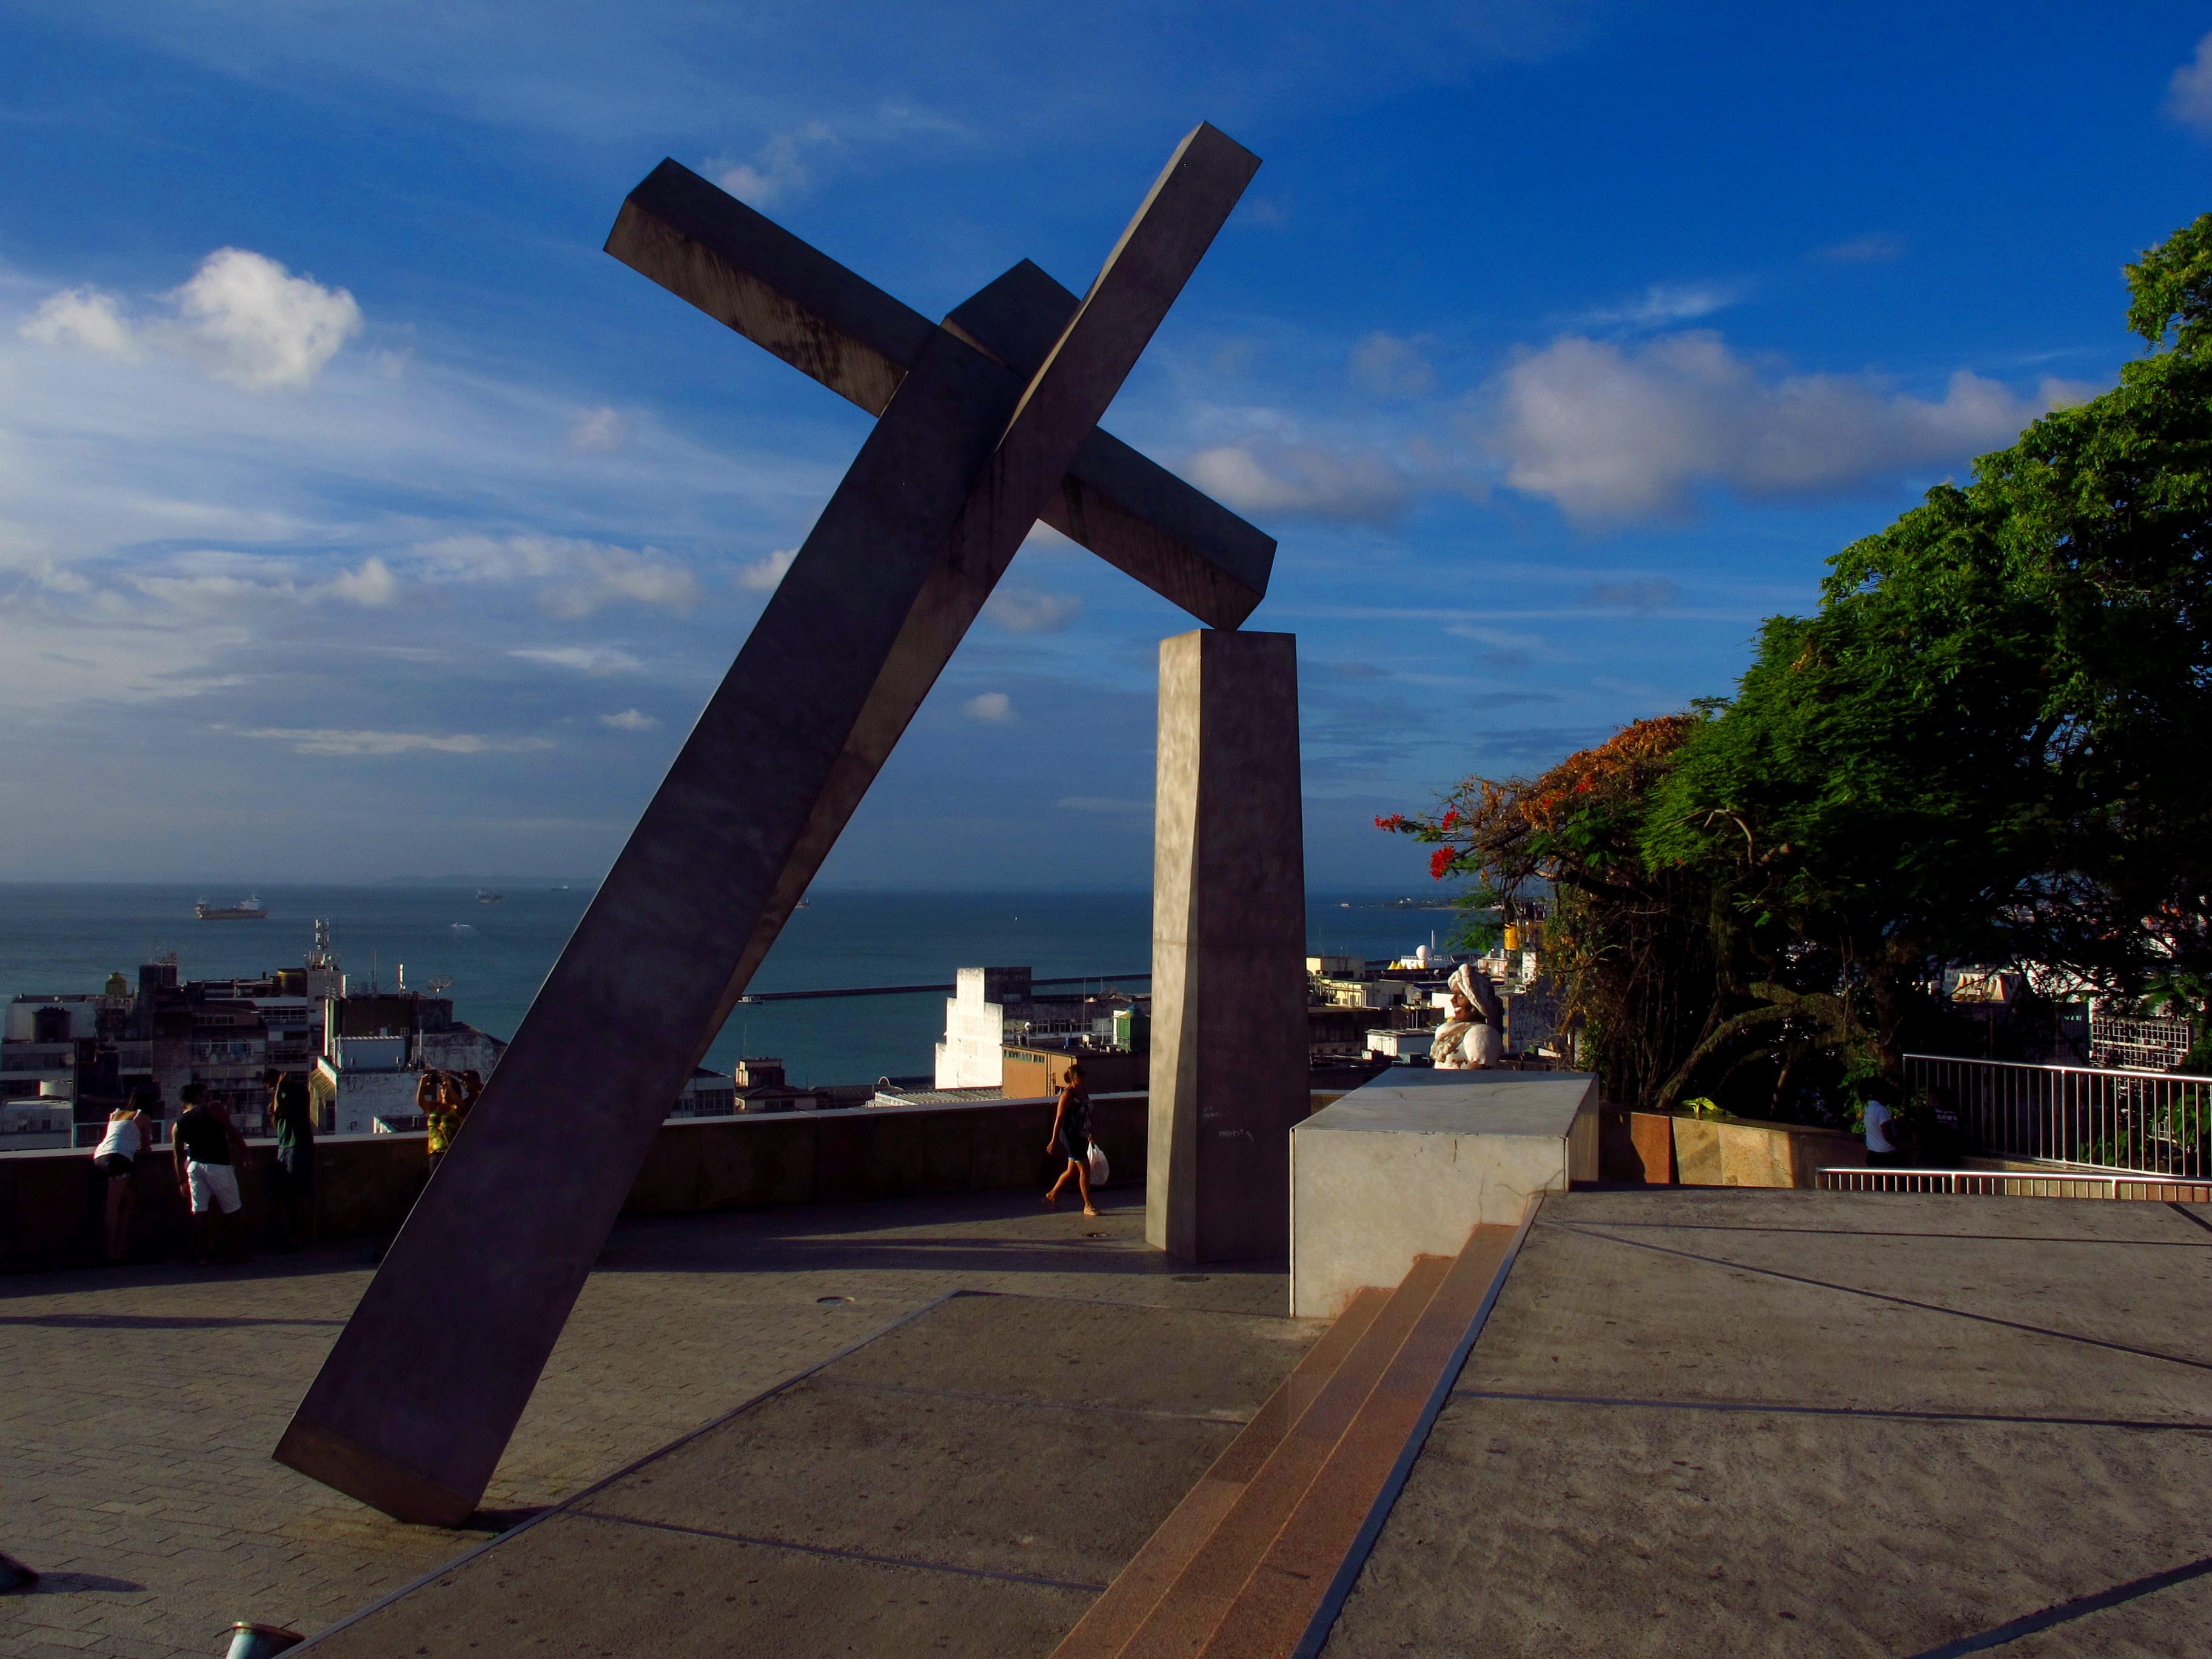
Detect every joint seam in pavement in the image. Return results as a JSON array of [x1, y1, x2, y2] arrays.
[[1540, 1219, 2212, 1376], [567, 1508, 1110, 1595], [1553, 1220, 2212, 1250], [1901, 1552, 2212, 1657], [815, 1374, 1255, 1425], [283, 1289, 970, 1654], [1451, 1388, 2212, 1435]]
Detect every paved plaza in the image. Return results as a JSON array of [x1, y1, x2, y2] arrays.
[[0, 1189, 1282, 1659], [6, 1186, 2211, 1657], [1332, 1190, 2212, 1658]]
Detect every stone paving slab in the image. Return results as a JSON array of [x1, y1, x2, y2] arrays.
[[300, 1289, 1313, 1655], [1, 1190, 1290, 1659], [1324, 1190, 2212, 1659], [1458, 1192, 2212, 1420], [306, 1510, 1096, 1659]]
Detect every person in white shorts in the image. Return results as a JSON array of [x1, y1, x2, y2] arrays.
[[170, 1082, 249, 1264]]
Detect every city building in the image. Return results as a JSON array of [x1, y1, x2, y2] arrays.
[[5, 922, 514, 1144], [729, 1057, 820, 1113], [933, 966, 1145, 1089], [672, 1067, 740, 1118]]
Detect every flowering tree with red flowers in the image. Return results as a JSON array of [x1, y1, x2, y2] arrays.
[[1379, 717, 1717, 1104]]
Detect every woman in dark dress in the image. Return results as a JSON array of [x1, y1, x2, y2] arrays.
[[1042, 1062, 1098, 1216]]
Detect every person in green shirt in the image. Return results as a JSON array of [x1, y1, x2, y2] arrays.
[[268, 1072, 315, 1251]]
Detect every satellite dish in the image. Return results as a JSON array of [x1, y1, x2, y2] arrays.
[[424, 976, 454, 994]]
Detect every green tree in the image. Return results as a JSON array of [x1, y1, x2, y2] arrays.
[[1644, 212, 2212, 1101], [1390, 213, 2212, 1118]]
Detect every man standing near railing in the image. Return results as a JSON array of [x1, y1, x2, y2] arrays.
[[1863, 1097, 1902, 1168]]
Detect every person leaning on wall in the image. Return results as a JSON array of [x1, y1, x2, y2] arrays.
[[423, 1069, 478, 1175], [172, 1082, 251, 1266], [91, 1087, 158, 1261], [267, 1071, 316, 1252]]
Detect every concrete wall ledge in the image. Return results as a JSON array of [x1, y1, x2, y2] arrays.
[[1290, 1068, 1598, 1318], [2, 1090, 1147, 1272]]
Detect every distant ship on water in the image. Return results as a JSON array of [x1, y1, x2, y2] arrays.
[[193, 896, 268, 920], [477, 889, 504, 905]]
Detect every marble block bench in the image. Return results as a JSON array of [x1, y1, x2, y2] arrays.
[[1289, 1068, 1598, 1316]]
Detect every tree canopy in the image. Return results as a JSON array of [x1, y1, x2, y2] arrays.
[[1387, 213, 2212, 1114]]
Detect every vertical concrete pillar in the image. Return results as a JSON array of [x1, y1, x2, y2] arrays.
[[1148, 629, 1306, 1262]]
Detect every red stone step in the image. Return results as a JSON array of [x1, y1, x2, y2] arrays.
[[1110, 1255, 1455, 1659], [1193, 1224, 1521, 1658], [1048, 1287, 1389, 1659]]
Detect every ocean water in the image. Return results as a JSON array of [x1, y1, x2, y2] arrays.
[[0, 884, 1458, 1087]]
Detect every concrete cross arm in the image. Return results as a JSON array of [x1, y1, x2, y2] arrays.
[[606, 157, 1275, 629]]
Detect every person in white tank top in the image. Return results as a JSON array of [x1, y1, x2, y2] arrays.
[[93, 1091, 155, 1261]]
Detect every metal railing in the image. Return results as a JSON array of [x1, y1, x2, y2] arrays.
[[1905, 1053, 2212, 1178], [1818, 1166, 2212, 1202]]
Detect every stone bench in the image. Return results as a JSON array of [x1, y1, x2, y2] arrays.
[[1289, 1068, 1598, 1317]]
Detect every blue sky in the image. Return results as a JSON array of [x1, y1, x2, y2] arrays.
[[2, 1, 2207, 889]]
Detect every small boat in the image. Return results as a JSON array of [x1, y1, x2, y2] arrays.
[[195, 896, 268, 920], [477, 889, 504, 905]]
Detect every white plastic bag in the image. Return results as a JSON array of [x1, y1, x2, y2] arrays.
[[1085, 1141, 1110, 1186]]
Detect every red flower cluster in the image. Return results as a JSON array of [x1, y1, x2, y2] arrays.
[[1439, 808, 1459, 831], [1373, 813, 1410, 831], [1429, 847, 1454, 880]]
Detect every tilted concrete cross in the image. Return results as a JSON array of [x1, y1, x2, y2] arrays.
[[275, 124, 1274, 1526]]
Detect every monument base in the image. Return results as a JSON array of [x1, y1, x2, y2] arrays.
[[274, 1416, 477, 1529]]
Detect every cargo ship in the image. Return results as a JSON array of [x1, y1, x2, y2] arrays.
[[194, 896, 268, 920]]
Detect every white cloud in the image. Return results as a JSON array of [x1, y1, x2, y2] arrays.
[[19, 249, 361, 390], [1492, 330, 2099, 524], [171, 248, 363, 389], [416, 534, 703, 617], [2170, 32, 2212, 133], [21, 287, 135, 357], [236, 727, 554, 756], [711, 101, 970, 206], [1577, 282, 1743, 332], [600, 708, 661, 731], [1348, 332, 1435, 398], [509, 645, 643, 675], [569, 406, 628, 452], [327, 555, 399, 606], [984, 589, 1081, 633], [1187, 440, 1412, 523], [123, 549, 397, 610], [735, 547, 797, 592], [963, 691, 1014, 723], [1815, 233, 1906, 264]]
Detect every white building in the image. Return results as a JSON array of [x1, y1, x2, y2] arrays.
[[312, 1036, 421, 1135], [934, 967, 1034, 1089], [1, 1086, 76, 1150]]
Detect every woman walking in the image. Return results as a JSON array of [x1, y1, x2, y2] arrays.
[[1042, 1062, 1098, 1217], [92, 1088, 156, 1260]]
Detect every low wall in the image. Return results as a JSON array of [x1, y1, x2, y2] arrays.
[[1598, 1105, 1866, 1188], [1, 1091, 1148, 1272]]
